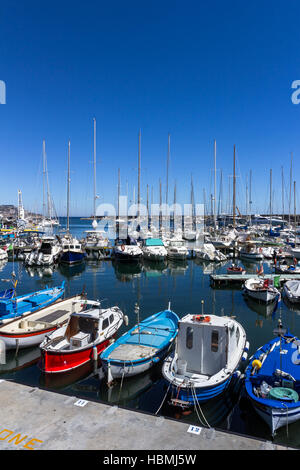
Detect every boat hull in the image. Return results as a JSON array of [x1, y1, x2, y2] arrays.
[[40, 337, 114, 373], [60, 251, 85, 265]]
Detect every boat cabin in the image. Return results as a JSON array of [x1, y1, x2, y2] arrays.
[[143, 238, 164, 247], [176, 315, 240, 377], [62, 308, 118, 349]]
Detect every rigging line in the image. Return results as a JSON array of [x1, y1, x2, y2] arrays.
[[191, 384, 211, 428]]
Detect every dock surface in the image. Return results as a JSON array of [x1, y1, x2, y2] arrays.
[[0, 379, 291, 451]]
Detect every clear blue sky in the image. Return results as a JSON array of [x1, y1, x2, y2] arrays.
[[1, 0, 300, 216]]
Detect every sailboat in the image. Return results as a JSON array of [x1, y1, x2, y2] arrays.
[[59, 141, 86, 265]]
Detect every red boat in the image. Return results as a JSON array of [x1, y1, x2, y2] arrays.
[[39, 302, 125, 373], [227, 264, 246, 275]]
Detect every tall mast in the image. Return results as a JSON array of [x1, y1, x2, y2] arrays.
[[270, 169, 272, 231], [249, 170, 252, 226], [138, 129, 141, 218], [42, 140, 47, 218], [166, 133, 170, 204], [294, 180, 297, 247], [281, 166, 285, 220], [214, 139, 217, 230], [289, 152, 293, 227], [67, 140, 70, 233], [233, 145, 236, 228], [93, 118, 97, 221]]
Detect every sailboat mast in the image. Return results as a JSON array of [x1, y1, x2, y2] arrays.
[[233, 145, 236, 228], [67, 140, 70, 233], [249, 170, 252, 226], [289, 152, 293, 227], [281, 166, 285, 220], [93, 117, 97, 220], [42, 140, 46, 218], [166, 133, 170, 204], [270, 169, 272, 231], [214, 139, 217, 231], [294, 180, 297, 246], [138, 129, 141, 218]]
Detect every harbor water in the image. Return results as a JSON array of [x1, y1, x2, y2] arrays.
[[1, 217, 300, 449]]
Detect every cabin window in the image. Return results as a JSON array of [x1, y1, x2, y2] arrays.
[[109, 314, 114, 324], [70, 245, 74, 249], [102, 318, 109, 330], [211, 330, 219, 352], [186, 327, 193, 349]]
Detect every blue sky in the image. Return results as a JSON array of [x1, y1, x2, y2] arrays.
[[1, 0, 300, 216]]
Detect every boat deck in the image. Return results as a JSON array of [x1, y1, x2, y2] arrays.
[[39, 309, 70, 323], [108, 343, 158, 361]]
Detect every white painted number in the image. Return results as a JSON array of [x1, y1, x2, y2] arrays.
[[187, 425, 202, 435], [74, 399, 89, 407]]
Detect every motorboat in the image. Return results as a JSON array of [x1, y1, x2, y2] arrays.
[[59, 235, 86, 265], [101, 308, 179, 382], [113, 236, 143, 262], [39, 302, 126, 373], [142, 238, 168, 261], [245, 320, 300, 436], [36, 236, 61, 266], [194, 243, 227, 262], [162, 313, 249, 407], [167, 240, 189, 260], [243, 278, 280, 303], [283, 280, 300, 304]]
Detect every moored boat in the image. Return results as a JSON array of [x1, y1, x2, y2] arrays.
[[39, 302, 126, 373], [162, 313, 249, 407], [243, 278, 280, 303], [0, 282, 65, 324], [283, 280, 300, 304], [0, 294, 86, 350], [227, 264, 246, 275], [245, 320, 300, 436], [101, 309, 179, 382]]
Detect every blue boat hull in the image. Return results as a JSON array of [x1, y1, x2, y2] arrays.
[[0, 283, 65, 322], [168, 375, 233, 405], [60, 251, 86, 265]]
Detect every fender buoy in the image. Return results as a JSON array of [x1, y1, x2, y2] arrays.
[[252, 359, 262, 370], [121, 245, 125, 252]]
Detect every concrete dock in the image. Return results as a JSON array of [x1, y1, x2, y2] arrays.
[[210, 273, 300, 288], [0, 379, 291, 451]]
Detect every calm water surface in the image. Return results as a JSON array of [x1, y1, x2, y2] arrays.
[[1, 218, 300, 449]]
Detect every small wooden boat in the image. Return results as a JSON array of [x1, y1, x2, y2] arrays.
[[39, 303, 125, 373], [245, 320, 300, 436], [227, 264, 246, 275], [0, 282, 65, 324], [243, 278, 280, 303], [100, 309, 179, 382], [162, 313, 249, 407], [0, 294, 86, 350]]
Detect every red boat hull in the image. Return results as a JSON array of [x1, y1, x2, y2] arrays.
[[40, 337, 114, 374]]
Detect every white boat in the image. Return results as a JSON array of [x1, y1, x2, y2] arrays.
[[239, 247, 264, 261], [113, 236, 143, 262], [283, 280, 300, 303], [0, 248, 8, 261], [142, 238, 168, 261], [194, 243, 227, 262], [0, 295, 86, 350], [243, 278, 280, 303], [167, 240, 189, 260], [36, 236, 61, 266], [162, 313, 249, 407]]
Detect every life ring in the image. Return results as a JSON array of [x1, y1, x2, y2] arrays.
[[121, 244, 125, 252], [193, 315, 211, 323]]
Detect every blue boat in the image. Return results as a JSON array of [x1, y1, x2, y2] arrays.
[[0, 282, 65, 323], [245, 319, 300, 436], [101, 309, 179, 382], [162, 313, 249, 407], [60, 238, 86, 265]]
